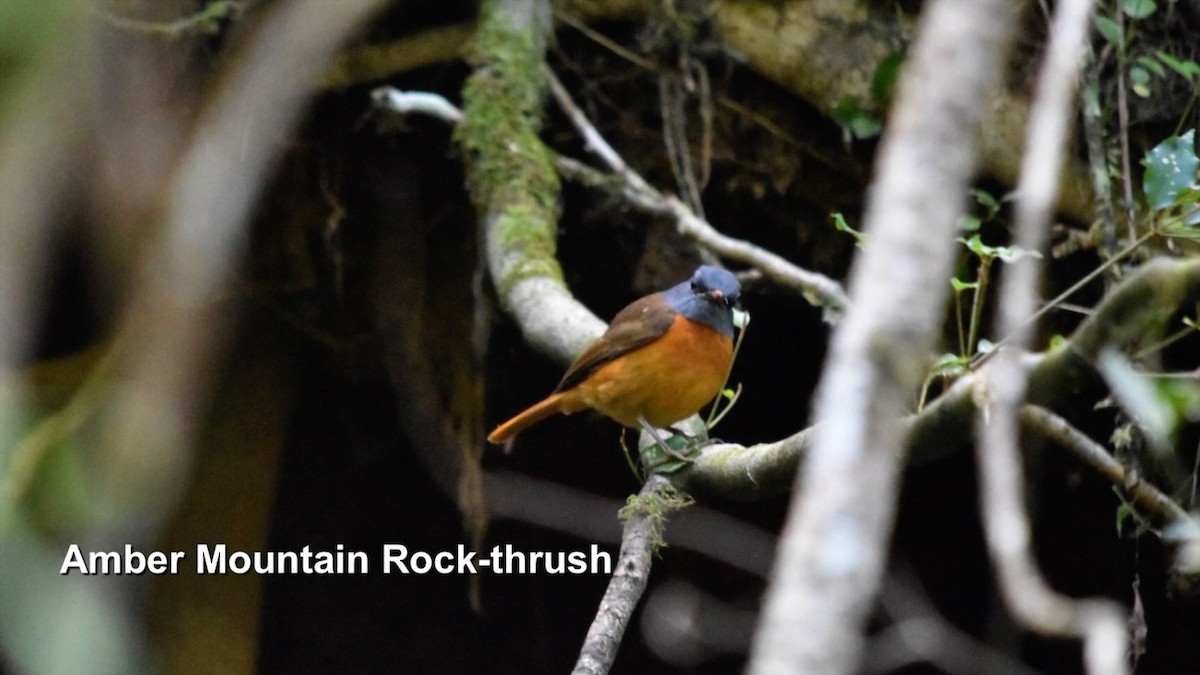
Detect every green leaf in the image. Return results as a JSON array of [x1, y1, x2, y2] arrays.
[[950, 277, 978, 292], [1143, 130, 1199, 210], [959, 234, 1042, 263], [1158, 378, 1200, 422], [1094, 15, 1122, 45], [1172, 186, 1200, 226], [1156, 51, 1200, 82], [960, 214, 982, 232], [971, 188, 1001, 216], [642, 435, 702, 474], [993, 244, 1044, 263], [932, 352, 968, 377], [832, 212, 868, 247], [1116, 502, 1132, 535], [960, 234, 990, 257], [1162, 219, 1200, 237], [831, 97, 882, 140], [871, 52, 905, 105], [1136, 55, 1166, 78], [1123, 0, 1157, 20], [1130, 65, 1152, 97]]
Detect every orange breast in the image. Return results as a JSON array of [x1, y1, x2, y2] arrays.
[[567, 315, 733, 429]]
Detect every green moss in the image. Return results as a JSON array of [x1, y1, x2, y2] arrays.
[[618, 484, 693, 551], [458, 0, 563, 295]]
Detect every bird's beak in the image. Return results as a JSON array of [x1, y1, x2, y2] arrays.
[[706, 289, 738, 308]]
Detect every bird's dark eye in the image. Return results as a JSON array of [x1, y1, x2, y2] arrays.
[[690, 280, 701, 293]]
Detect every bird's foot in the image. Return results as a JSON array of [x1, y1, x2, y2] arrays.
[[637, 417, 704, 473]]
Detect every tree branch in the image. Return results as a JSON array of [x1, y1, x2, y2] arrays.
[[747, 1, 1018, 673], [571, 474, 680, 675], [557, 0, 1096, 223], [461, 0, 608, 367], [674, 258, 1200, 498], [974, 0, 1129, 672], [544, 69, 849, 317], [1021, 405, 1193, 529]]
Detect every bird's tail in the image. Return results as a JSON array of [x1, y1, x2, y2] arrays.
[[487, 391, 567, 445]]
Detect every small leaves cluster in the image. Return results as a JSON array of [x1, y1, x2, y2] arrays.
[[1095, 0, 1200, 101], [919, 190, 1043, 409]]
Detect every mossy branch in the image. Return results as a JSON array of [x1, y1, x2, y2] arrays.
[[462, 0, 610, 366], [677, 258, 1200, 498], [572, 474, 677, 675], [462, 0, 561, 295]]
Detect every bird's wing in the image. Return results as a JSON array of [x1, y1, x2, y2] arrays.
[[553, 293, 677, 393]]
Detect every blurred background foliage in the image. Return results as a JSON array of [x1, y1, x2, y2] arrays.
[[1, 1, 1199, 674]]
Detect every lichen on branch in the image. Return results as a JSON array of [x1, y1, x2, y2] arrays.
[[459, 0, 563, 300]]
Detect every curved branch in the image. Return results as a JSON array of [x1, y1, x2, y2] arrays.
[[677, 258, 1200, 498], [461, 0, 608, 366], [545, 70, 848, 317]]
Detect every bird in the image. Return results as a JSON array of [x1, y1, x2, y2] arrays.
[[487, 265, 742, 447]]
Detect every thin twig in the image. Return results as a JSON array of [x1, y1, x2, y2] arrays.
[[371, 88, 464, 123], [973, 228, 1155, 367], [375, 78, 850, 317], [1115, 7, 1138, 242], [94, 0, 240, 38], [1080, 44, 1121, 284], [543, 69, 850, 317], [1021, 405, 1192, 529], [975, 0, 1129, 673], [0, 346, 116, 528], [553, 11, 664, 73]]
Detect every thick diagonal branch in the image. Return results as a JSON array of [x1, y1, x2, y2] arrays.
[[746, 2, 1018, 673]]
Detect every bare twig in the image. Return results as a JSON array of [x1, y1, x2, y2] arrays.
[[975, 0, 1129, 673], [1080, 45, 1121, 283], [371, 88, 464, 123], [1114, 8, 1138, 242], [373, 80, 850, 317], [1021, 405, 1192, 529], [94, 0, 240, 39], [543, 69, 850, 317], [865, 569, 1046, 675]]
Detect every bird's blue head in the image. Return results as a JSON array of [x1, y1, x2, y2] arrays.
[[663, 265, 741, 337]]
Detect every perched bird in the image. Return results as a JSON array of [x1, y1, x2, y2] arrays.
[[487, 265, 742, 446]]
